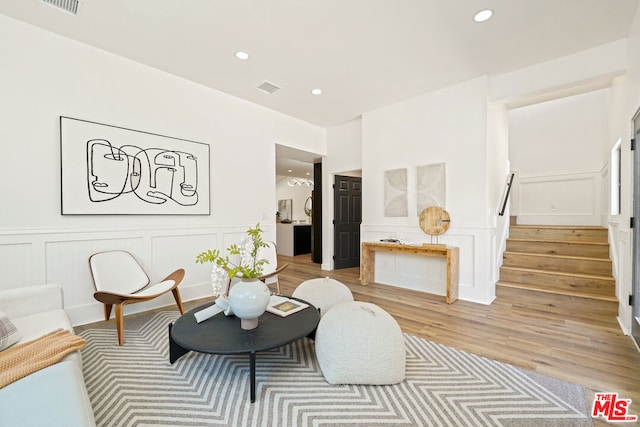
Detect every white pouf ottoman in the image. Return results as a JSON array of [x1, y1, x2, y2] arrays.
[[315, 301, 406, 385], [292, 277, 354, 317]]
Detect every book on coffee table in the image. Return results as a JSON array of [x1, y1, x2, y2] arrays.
[[267, 295, 309, 317]]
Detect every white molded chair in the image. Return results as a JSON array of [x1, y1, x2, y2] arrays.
[[256, 241, 288, 294], [89, 250, 185, 345]]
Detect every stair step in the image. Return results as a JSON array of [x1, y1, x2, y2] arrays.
[[509, 225, 608, 243], [506, 239, 610, 258], [500, 223, 615, 301], [496, 281, 618, 302], [502, 252, 612, 276], [499, 266, 615, 297]]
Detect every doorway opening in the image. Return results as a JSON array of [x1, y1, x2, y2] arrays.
[[275, 144, 322, 263]]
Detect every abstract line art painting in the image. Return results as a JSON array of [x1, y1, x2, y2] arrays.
[[61, 117, 210, 215]]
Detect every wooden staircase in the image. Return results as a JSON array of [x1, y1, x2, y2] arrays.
[[497, 224, 617, 302]]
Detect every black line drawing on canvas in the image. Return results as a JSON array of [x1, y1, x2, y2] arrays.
[[87, 139, 199, 206], [61, 116, 210, 215]]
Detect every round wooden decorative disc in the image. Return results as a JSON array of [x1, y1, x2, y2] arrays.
[[419, 206, 451, 236]]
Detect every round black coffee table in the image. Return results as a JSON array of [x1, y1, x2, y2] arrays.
[[168, 298, 319, 403]]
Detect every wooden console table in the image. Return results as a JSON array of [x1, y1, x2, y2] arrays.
[[360, 242, 459, 304]]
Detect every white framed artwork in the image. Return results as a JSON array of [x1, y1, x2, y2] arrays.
[[416, 163, 446, 215], [384, 168, 408, 217], [60, 116, 210, 215]]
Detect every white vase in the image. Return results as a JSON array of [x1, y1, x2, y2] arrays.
[[228, 278, 271, 330]]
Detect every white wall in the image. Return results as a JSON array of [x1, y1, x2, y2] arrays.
[[608, 3, 640, 334], [3, 7, 639, 327], [0, 15, 325, 325], [508, 89, 609, 225], [510, 90, 609, 175], [361, 77, 498, 304], [323, 118, 363, 270], [355, 37, 634, 306], [487, 103, 511, 268], [486, 4, 639, 333]]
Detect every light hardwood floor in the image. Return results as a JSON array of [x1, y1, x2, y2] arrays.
[[273, 254, 640, 425], [78, 253, 640, 424]]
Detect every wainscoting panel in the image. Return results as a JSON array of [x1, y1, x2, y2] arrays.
[[0, 242, 34, 291], [611, 223, 631, 334], [375, 253, 446, 296], [361, 225, 494, 304], [45, 237, 144, 309], [151, 233, 217, 286], [515, 171, 601, 225], [0, 224, 275, 326]]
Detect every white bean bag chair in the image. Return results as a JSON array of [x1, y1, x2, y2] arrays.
[[292, 277, 354, 317], [315, 301, 406, 385]]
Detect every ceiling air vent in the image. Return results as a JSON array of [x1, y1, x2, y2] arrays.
[[257, 81, 280, 94], [40, 0, 83, 16]]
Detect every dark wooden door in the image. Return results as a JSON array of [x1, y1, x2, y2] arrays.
[[632, 107, 640, 348], [333, 175, 362, 269]]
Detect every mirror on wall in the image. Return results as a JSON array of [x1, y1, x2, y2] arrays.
[[304, 196, 312, 223]]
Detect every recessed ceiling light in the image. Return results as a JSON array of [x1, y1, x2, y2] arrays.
[[287, 169, 293, 173], [234, 51, 250, 60], [311, 88, 322, 95], [473, 9, 493, 23]]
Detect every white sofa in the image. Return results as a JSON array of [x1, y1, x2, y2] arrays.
[[0, 285, 96, 427]]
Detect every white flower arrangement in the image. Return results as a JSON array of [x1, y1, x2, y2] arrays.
[[209, 263, 228, 296]]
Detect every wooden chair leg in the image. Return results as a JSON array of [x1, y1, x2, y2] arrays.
[[115, 304, 125, 346], [172, 288, 184, 315], [276, 276, 281, 295], [104, 304, 113, 321]]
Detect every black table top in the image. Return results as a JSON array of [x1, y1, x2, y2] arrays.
[[170, 298, 319, 355]]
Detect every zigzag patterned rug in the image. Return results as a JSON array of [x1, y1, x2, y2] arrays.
[[79, 311, 592, 427]]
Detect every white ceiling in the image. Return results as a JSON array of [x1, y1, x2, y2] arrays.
[[1, 0, 638, 175], [275, 144, 320, 178]]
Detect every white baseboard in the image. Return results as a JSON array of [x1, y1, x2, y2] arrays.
[[459, 284, 495, 305], [617, 316, 631, 335]]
